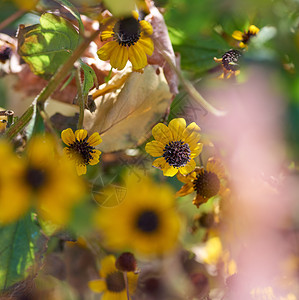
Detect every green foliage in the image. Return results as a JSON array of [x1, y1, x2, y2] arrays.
[[0, 213, 45, 290], [18, 13, 79, 79], [80, 61, 97, 97]]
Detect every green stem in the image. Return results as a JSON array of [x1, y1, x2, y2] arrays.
[[123, 272, 130, 300], [75, 67, 84, 129], [154, 39, 226, 117], [5, 105, 34, 139]]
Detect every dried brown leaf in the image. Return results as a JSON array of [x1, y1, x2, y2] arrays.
[[84, 65, 172, 152]]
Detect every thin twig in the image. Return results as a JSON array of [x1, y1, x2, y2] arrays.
[[154, 38, 227, 117], [75, 67, 84, 129], [0, 10, 25, 31]]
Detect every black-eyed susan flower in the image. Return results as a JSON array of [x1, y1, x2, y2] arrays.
[[232, 25, 260, 48], [176, 158, 226, 208], [61, 128, 102, 176], [145, 118, 202, 177], [95, 173, 181, 256], [88, 255, 138, 299], [22, 135, 85, 225], [97, 12, 154, 71], [214, 49, 242, 79], [0, 140, 30, 224]]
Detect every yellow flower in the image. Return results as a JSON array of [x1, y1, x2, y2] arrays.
[[97, 12, 154, 71], [214, 49, 242, 79], [232, 24, 260, 48], [95, 173, 181, 256], [88, 255, 138, 299], [22, 135, 86, 225], [0, 140, 30, 224], [12, 0, 38, 10], [145, 118, 202, 177], [176, 158, 226, 208], [61, 128, 102, 176]]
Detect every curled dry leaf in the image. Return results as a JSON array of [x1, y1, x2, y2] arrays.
[[145, 0, 179, 95], [84, 65, 172, 152]]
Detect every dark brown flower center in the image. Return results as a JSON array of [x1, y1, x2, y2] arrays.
[[67, 137, 95, 165], [113, 17, 141, 47], [25, 166, 47, 190], [136, 210, 159, 233], [193, 170, 220, 198], [163, 140, 191, 168], [242, 30, 257, 45], [221, 49, 242, 71], [106, 271, 126, 292]]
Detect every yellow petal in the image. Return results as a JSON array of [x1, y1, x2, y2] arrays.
[[206, 158, 225, 179], [232, 30, 243, 41], [152, 123, 173, 145], [176, 170, 196, 183], [88, 279, 106, 293], [127, 272, 139, 293], [61, 128, 75, 146], [182, 122, 201, 147], [89, 150, 101, 165], [248, 25, 259, 35], [110, 44, 129, 70], [152, 157, 166, 170], [145, 140, 164, 157], [176, 182, 194, 197], [168, 118, 186, 141], [137, 37, 154, 56], [100, 255, 117, 277], [101, 30, 114, 41], [190, 143, 203, 158], [179, 159, 196, 175], [76, 164, 87, 176], [97, 41, 118, 62], [87, 132, 102, 147], [140, 20, 153, 36], [163, 164, 178, 177], [128, 43, 147, 70], [75, 129, 88, 141]]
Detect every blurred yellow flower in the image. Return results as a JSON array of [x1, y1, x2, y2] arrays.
[[0, 140, 30, 224], [177, 158, 226, 208], [145, 118, 202, 177], [232, 24, 260, 48], [97, 12, 154, 71], [61, 128, 102, 176], [95, 173, 181, 256], [88, 255, 138, 298], [12, 0, 38, 10], [22, 135, 86, 225]]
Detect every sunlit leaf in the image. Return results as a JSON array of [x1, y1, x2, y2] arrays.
[[18, 13, 79, 79]]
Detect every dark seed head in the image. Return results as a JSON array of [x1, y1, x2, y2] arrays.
[[113, 17, 141, 47], [163, 140, 191, 168], [106, 271, 126, 292], [136, 210, 159, 233], [67, 137, 94, 165], [26, 166, 47, 190], [0, 46, 12, 63], [193, 170, 220, 199], [221, 50, 242, 71], [116, 252, 137, 272]]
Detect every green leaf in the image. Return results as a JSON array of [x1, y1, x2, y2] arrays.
[[53, 0, 84, 34], [0, 212, 46, 290], [80, 61, 97, 96], [18, 13, 80, 79]]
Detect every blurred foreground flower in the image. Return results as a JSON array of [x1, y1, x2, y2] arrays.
[[88, 255, 138, 298], [97, 12, 154, 71], [232, 25, 260, 48], [214, 49, 242, 79], [23, 135, 86, 224], [61, 128, 102, 175], [145, 118, 202, 177], [95, 173, 181, 256], [176, 158, 226, 208], [0, 140, 29, 224]]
